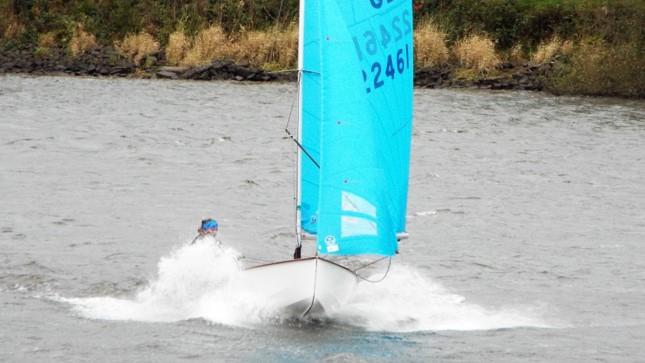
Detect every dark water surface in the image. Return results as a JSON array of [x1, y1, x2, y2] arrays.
[[1, 75, 644, 362]]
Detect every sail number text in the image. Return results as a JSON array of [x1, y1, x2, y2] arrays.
[[353, 6, 412, 93], [369, 0, 397, 9], [362, 44, 410, 93], [352, 10, 411, 61]]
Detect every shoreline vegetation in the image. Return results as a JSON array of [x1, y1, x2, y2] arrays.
[[1, 1, 643, 98]]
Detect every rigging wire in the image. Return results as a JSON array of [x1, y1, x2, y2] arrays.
[[276, 0, 302, 253], [284, 71, 320, 169], [284, 72, 301, 131], [353, 256, 389, 272], [355, 257, 393, 283]]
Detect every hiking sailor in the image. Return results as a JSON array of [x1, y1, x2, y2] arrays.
[[191, 218, 221, 245]]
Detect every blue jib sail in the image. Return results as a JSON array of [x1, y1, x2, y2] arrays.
[[301, 0, 414, 256], [299, 0, 322, 235]]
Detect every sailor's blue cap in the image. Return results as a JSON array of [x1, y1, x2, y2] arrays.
[[201, 219, 218, 230]]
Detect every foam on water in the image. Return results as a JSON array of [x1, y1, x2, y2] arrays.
[[61, 239, 549, 331], [331, 265, 550, 332]]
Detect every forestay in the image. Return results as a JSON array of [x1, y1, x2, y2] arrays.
[[299, 0, 414, 256]]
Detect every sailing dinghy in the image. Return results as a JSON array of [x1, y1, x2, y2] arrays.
[[242, 0, 414, 317]]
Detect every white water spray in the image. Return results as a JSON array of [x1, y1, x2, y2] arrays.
[[331, 265, 549, 332], [61, 239, 549, 331], [62, 237, 257, 325]]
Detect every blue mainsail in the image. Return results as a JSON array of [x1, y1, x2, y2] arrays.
[[299, 0, 414, 256]]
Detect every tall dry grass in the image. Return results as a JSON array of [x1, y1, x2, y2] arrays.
[[38, 32, 57, 48], [453, 34, 500, 73], [115, 31, 160, 65], [69, 24, 97, 57], [34, 32, 58, 57], [165, 30, 190, 65], [506, 44, 526, 64], [175, 24, 297, 69], [414, 20, 449, 68], [1, 3, 19, 40], [236, 24, 298, 69], [2, 16, 24, 40], [548, 37, 644, 97], [180, 25, 235, 67], [531, 36, 573, 64]]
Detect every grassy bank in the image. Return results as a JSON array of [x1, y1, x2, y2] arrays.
[[415, 0, 644, 97], [1, 0, 643, 97]]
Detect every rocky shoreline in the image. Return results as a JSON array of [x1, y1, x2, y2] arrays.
[[415, 61, 553, 91], [0, 46, 553, 91]]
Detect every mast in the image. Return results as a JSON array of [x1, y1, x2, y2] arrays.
[[295, 0, 305, 251]]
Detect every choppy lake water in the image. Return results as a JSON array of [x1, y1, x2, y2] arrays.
[[1, 74, 644, 362]]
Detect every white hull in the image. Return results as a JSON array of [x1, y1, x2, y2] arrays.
[[241, 257, 358, 317]]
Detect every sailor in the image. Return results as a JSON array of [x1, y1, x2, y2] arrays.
[[191, 218, 221, 245], [198, 218, 219, 237]]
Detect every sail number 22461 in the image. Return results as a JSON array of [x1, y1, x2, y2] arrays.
[[361, 45, 410, 94], [352, 8, 412, 93]]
